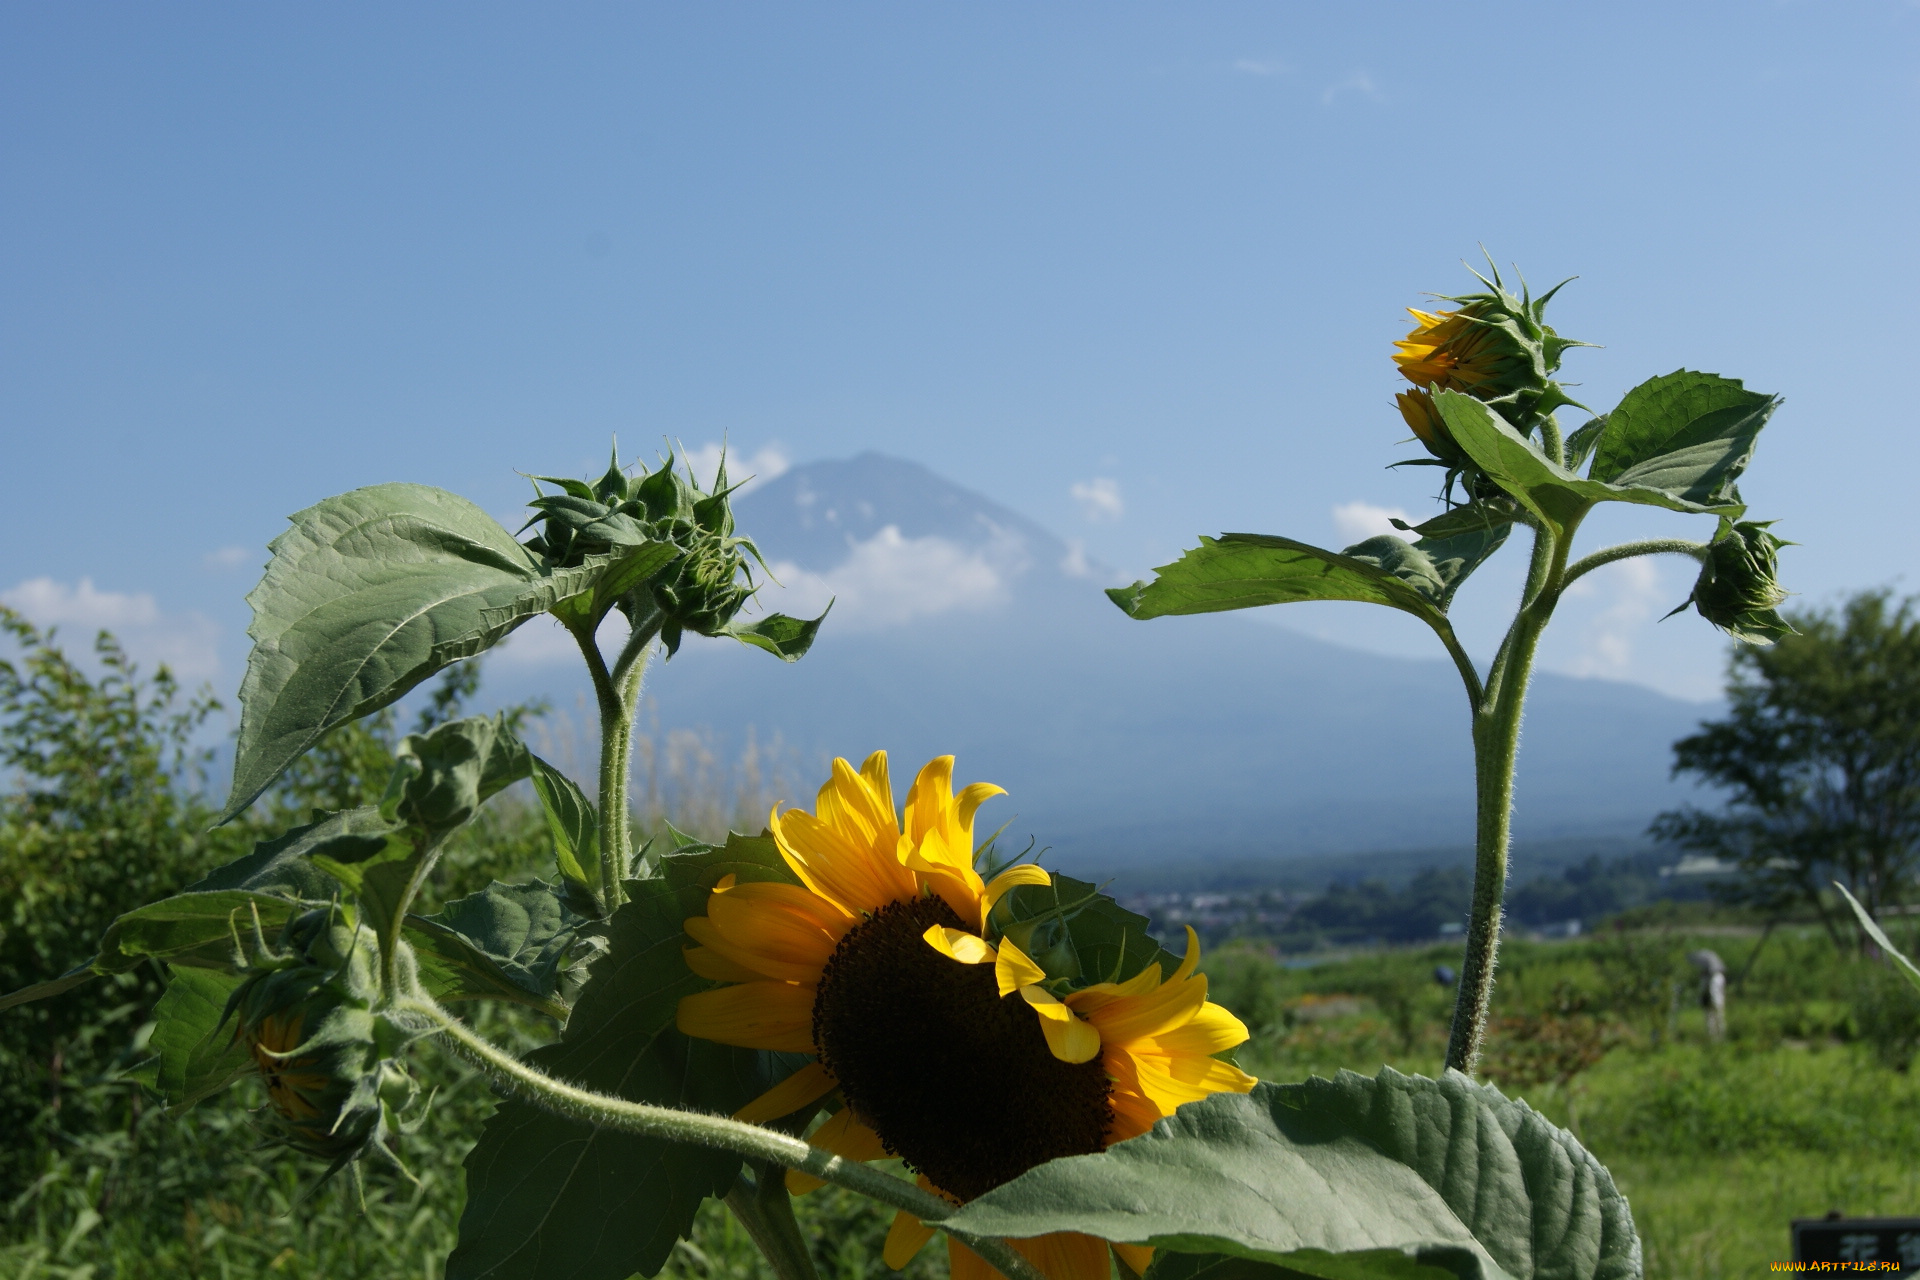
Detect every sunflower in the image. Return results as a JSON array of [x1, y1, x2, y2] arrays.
[[1393, 386, 1464, 466], [246, 1010, 333, 1131], [675, 751, 1257, 1280], [1392, 303, 1533, 399]]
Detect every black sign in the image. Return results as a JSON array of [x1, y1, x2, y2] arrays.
[[1794, 1217, 1920, 1271]]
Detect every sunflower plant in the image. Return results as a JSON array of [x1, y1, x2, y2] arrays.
[[4, 363, 1667, 1280]]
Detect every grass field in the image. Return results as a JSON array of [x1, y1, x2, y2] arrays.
[[3, 922, 1914, 1279]]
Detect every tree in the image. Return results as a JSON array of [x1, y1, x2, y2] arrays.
[[1652, 590, 1920, 944]]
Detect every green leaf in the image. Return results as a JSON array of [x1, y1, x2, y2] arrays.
[[529, 754, 603, 911], [224, 483, 606, 822], [1412, 525, 1512, 611], [942, 1068, 1640, 1280], [1149, 1248, 1467, 1280], [406, 879, 585, 1016], [1589, 371, 1777, 503], [1836, 883, 1920, 996], [723, 607, 831, 661], [1400, 502, 1515, 542], [0, 889, 320, 1013], [1107, 536, 1447, 628], [450, 856, 808, 1280], [185, 807, 398, 900], [385, 714, 531, 832], [1562, 417, 1607, 474], [151, 966, 252, 1111], [996, 873, 1182, 987], [1435, 392, 1740, 536]]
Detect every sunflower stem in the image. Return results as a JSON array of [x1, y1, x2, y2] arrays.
[[1445, 510, 1581, 1074], [407, 999, 1049, 1280], [724, 1163, 821, 1280], [1562, 538, 1708, 589]]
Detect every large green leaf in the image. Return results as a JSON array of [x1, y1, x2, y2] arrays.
[[185, 806, 398, 900], [405, 879, 585, 1018], [1589, 371, 1777, 503], [151, 966, 252, 1111], [1107, 536, 1447, 627], [1434, 393, 1740, 536], [224, 484, 605, 822], [449, 848, 809, 1280], [942, 1068, 1640, 1280]]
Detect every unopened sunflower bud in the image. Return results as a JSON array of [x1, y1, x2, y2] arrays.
[[1394, 387, 1466, 467], [1392, 266, 1587, 437], [1674, 521, 1794, 645], [229, 908, 418, 1169]]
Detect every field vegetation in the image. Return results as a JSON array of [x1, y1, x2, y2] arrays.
[[3, 611, 1917, 1279]]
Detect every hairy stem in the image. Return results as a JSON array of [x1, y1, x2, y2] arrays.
[[409, 1002, 1047, 1280], [379, 832, 447, 997], [574, 611, 662, 912], [1562, 538, 1708, 590], [1446, 511, 1581, 1073], [725, 1163, 822, 1280]]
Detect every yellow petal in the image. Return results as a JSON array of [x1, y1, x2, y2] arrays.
[[883, 1211, 937, 1270], [676, 981, 816, 1053], [685, 914, 825, 987], [1124, 1046, 1257, 1114], [785, 1106, 888, 1194], [859, 750, 897, 831], [1020, 1232, 1113, 1280], [1142, 1001, 1250, 1058], [1020, 985, 1102, 1064], [902, 756, 956, 848], [923, 925, 996, 965], [946, 1238, 998, 1280], [1170, 926, 1202, 985], [1112, 1242, 1155, 1277], [1080, 971, 1208, 1046], [683, 942, 766, 984], [980, 863, 1051, 924], [708, 881, 848, 981], [732, 1061, 837, 1125], [994, 936, 1046, 998], [955, 780, 1007, 832]]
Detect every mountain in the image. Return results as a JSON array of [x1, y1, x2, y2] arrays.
[[588, 453, 1714, 882]]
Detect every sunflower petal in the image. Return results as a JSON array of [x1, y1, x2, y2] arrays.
[[683, 942, 767, 984], [785, 1106, 888, 1194], [676, 981, 816, 1053], [924, 925, 996, 965], [884, 1211, 937, 1269], [1122, 1044, 1257, 1114], [732, 1061, 837, 1125], [981, 863, 1051, 923], [1112, 1242, 1155, 1277], [1021, 1232, 1114, 1280], [1020, 985, 1102, 1064], [994, 936, 1046, 997], [1141, 1001, 1250, 1058], [1079, 970, 1208, 1046], [1170, 925, 1202, 985], [955, 780, 1008, 832]]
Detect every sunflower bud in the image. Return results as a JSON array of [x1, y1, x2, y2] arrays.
[[229, 908, 418, 1168], [1394, 388, 1465, 467], [1392, 264, 1587, 446], [1674, 521, 1794, 645]]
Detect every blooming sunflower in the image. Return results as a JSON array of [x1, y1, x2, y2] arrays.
[[675, 751, 1257, 1280]]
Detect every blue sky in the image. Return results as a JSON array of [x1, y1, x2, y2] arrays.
[[3, 1, 1916, 705]]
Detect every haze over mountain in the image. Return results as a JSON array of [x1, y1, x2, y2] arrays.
[[488, 453, 1716, 881]]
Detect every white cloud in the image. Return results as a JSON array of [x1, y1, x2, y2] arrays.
[[1071, 477, 1124, 523], [759, 526, 1007, 631], [1321, 72, 1382, 106], [1233, 57, 1287, 76], [204, 545, 253, 570], [1331, 500, 1411, 546], [683, 442, 790, 495], [2, 577, 222, 683], [1060, 540, 1095, 580], [1559, 558, 1665, 679]]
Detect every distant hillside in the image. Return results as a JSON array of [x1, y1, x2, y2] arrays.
[[594, 453, 1721, 882]]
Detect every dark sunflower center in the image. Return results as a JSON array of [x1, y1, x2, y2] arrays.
[[811, 895, 1112, 1203]]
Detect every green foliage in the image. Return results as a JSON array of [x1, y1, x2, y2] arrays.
[[0, 608, 251, 1199], [947, 1069, 1638, 1280], [1652, 590, 1920, 931], [450, 836, 811, 1280], [225, 483, 612, 822], [1587, 371, 1776, 501]]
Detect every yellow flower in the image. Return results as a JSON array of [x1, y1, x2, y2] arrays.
[[1394, 386, 1463, 465], [246, 1010, 333, 1128], [675, 751, 1257, 1280], [1392, 303, 1530, 397]]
